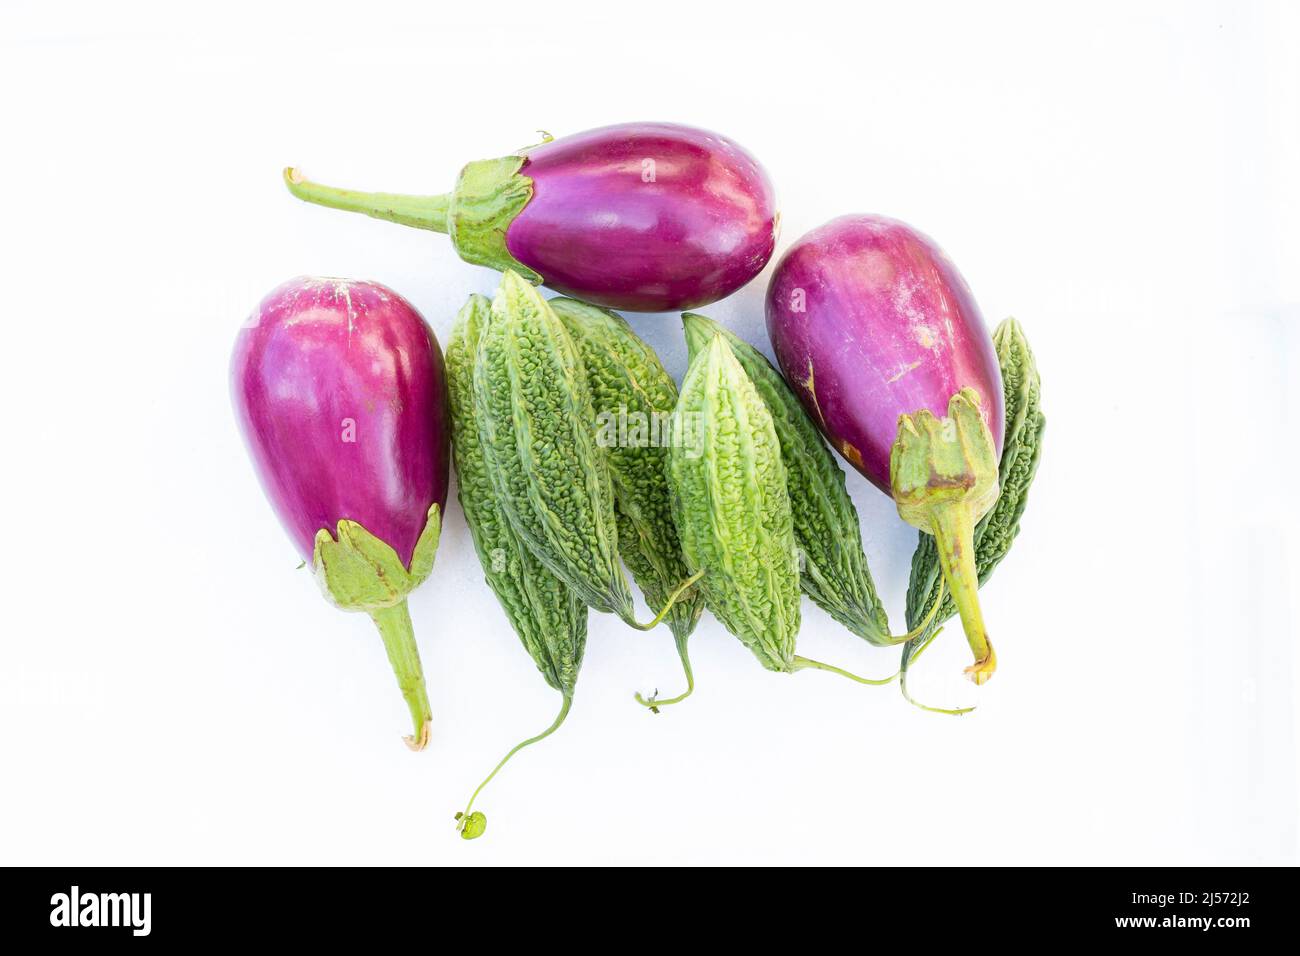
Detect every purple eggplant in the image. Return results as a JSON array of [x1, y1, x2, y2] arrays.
[[232, 277, 449, 748], [283, 122, 778, 312], [766, 215, 1005, 684]]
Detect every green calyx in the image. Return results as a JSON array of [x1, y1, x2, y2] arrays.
[[283, 156, 540, 282], [890, 390, 1000, 684], [446, 157, 541, 282], [892, 388, 1000, 527], [312, 504, 442, 749], [313, 503, 442, 610]]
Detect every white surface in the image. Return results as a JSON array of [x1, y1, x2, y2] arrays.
[[1, 0, 1296, 866]]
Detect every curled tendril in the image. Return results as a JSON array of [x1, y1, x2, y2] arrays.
[[900, 627, 977, 716]]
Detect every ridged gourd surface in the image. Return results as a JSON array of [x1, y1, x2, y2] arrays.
[[683, 314, 890, 643], [550, 298, 703, 642], [472, 274, 627, 615], [446, 294, 586, 695], [668, 336, 800, 672]]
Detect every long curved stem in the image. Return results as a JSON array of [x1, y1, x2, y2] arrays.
[[791, 655, 897, 685], [455, 694, 572, 839], [874, 579, 947, 646], [899, 626, 976, 716], [283, 168, 450, 232], [368, 600, 433, 750], [624, 570, 705, 631], [635, 632, 695, 712]]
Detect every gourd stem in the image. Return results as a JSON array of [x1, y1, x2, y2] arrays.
[[368, 600, 433, 751], [459, 693, 573, 822], [874, 579, 947, 646], [625, 570, 706, 632], [899, 626, 976, 716], [928, 502, 997, 684], [908, 626, 944, 665], [283, 168, 450, 233], [635, 632, 696, 711], [791, 655, 897, 685]]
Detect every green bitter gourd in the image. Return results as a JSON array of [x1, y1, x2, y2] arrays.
[[548, 298, 705, 708], [447, 293, 589, 840], [682, 313, 942, 649], [473, 271, 695, 631], [667, 334, 895, 685]]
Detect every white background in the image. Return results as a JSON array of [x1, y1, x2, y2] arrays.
[[1, 0, 1296, 866]]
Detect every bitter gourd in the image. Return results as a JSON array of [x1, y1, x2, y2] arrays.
[[447, 294, 588, 695], [667, 334, 894, 686], [900, 318, 1045, 711], [682, 313, 941, 649], [549, 298, 704, 707], [471, 270, 640, 622], [447, 293, 588, 839]]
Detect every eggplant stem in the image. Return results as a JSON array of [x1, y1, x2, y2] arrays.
[[929, 502, 996, 684], [625, 570, 705, 631], [368, 600, 433, 750], [635, 631, 695, 712], [283, 168, 450, 233]]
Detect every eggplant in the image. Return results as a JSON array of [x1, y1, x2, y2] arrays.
[[231, 277, 450, 747], [766, 215, 1005, 685], [284, 122, 778, 312]]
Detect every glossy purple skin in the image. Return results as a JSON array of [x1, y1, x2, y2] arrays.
[[232, 277, 449, 567], [505, 122, 778, 312], [765, 215, 1005, 494]]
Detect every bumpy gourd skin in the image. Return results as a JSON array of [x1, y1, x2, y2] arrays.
[[681, 313, 893, 644], [902, 318, 1044, 670], [668, 335, 801, 672], [446, 294, 587, 696], [549, 298, 704, 646], [472, 271, 634, 619]]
